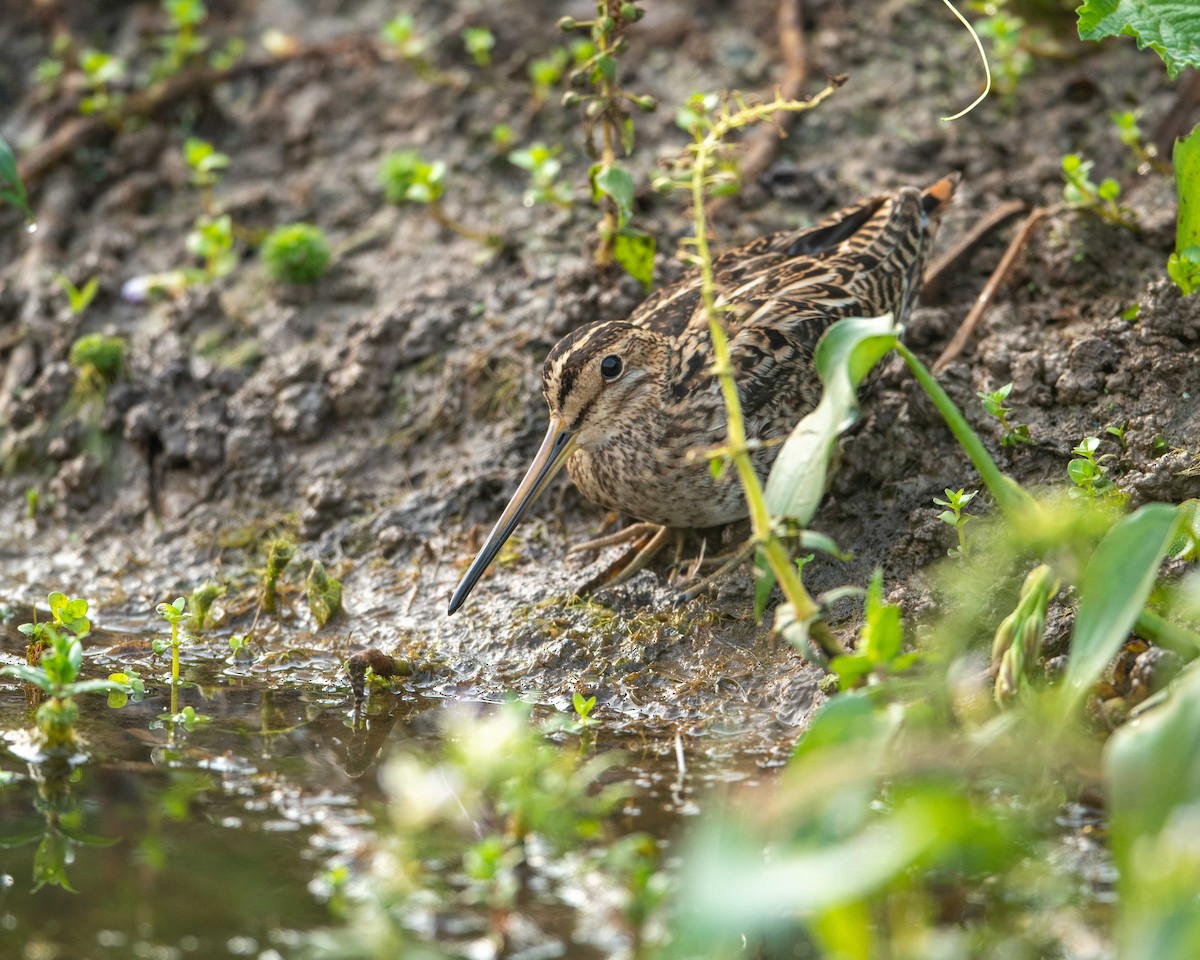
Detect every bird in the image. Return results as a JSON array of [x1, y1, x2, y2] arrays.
[[448, 175, 959, 615]]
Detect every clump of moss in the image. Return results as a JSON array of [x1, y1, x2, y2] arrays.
[[261, 223, 331, 285], [68, 332, 126, 385]]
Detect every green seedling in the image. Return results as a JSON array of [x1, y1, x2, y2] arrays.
[[379, 149, 500, 246], [508, 142, 573, 208], [970, 0, 1034, 108], [528, 39, 594, 105], [169, 705, 211, 729], [0, 134, 33, 223], [461, 27, 495, 67], [1106, 420, 1129, 453], [188, 581, 224, 631], [379, 14, 432, 77], [262, 223, 332, 285], [106, 669, 146, 709], [1169, 124, 1200, 296], [208, 36, 245, 71], [54, 274, 99, 315], [306, 560, 343, 628], [977, 382, 1032, 446], [829, 570, 915, 690], [1067, 435, 1119, 501], [933, 487, 978, 559], [69, 332, 126, 403], [557, 3, 657, 281], [1, 593, 118, 752], [154, 597, 193, 718], [184, 136, 229, 197], [263, 537, 295, 615], [35, 35, 71, 92], [152, 0, 210, 81], [227, 634, 253, 663], [1111, 110, 1158, 170], [25, 487, 40, 519], [1061, 153, 1134, 228], [991, 563, 1058, 705], [489, 123, 514, 151], [186, 213, 236, 280], [572, 691, 597, 728], [78, 48, 126, 121]]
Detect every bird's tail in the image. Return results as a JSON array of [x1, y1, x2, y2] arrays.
[[920, 173, 961, 218]]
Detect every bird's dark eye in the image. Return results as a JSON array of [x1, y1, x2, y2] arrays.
[[599, 355, 623, 381]]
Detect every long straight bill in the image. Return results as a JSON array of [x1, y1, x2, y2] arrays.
[[447, 416, 577, 614]]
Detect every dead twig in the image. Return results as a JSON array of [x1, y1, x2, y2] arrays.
[[923, 198, 1027, 297], [931, 206, 1049, 375], [17, 35, 380, 189]]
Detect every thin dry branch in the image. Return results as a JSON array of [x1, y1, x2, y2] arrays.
[[922, 198, 1027, 298], [931, 206, 1049, 375]]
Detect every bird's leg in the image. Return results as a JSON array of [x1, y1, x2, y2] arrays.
[[567, 521, 664, 560], [675, 539, 757, 603], [575, 524, 673, 596]]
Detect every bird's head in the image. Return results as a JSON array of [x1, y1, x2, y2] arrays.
[[448, 320, 666, 614]]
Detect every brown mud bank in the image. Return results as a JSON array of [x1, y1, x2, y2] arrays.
[[1, 0, 1197, 743]]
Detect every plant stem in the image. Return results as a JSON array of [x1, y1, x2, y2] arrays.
[[428, 201, 502, 248], [1135, 609, 1200, 657], [688, 82, 843, 658], [594, 0, 619, 266], [170, 620, 180, 717]]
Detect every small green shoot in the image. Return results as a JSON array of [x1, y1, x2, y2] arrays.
[[572, 691, 597, 728], [977, 382, 1032, 446], [54, 275, 100, 315], [991, 563, 1058, 705], [227, 634, 252, 664], [970, 0, 1034, 108], [78, 49, 126, 121], [0, 134, 33, 223], [263, 537, 295, 615], [527, 40, 593, 104], [69, 332, 126, 402], [1111, 109, 1157, 170], [184, 137, 229, 192], [462, 27, 495, 67], [262, 223, 332, 285], [829, 571, 914, 690], [153, 0, 210, 81], [186, 213, 236, 280], [490, 123, 515, 151], [1061, 153, 1134, 228], [508, 142, 573, 207], [379, 14, 432, 77], [154, 597, 189, 718], [380, 149, 500, 246], [933, 487, 978, 559], [306, 560, 343, 628], [1106, 420, 1129, 453], [1067, 436, 1120, 501], [25, 487, 40, 519], [189, 581, 224, 632], [106, 669, 146, 709]]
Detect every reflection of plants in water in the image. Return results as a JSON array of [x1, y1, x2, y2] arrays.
[[0, 757, 117, 893], [307, 703, 667, 957], [2, 593, 120, 753]]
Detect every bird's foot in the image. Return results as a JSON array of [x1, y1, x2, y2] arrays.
[[672, 539, 757, 605], [572, 523, 673, 596]]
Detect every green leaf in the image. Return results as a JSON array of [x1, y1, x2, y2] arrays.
[[1062, 503, 1181, 710], [1174, 122, 1200, 256], [0, 135, 31, 220], [62, 678, 125, 697], [792, 692, 895, 762], [861, 570, 903, 664], [752, 548, 775, 622], [1105, 663, 1200, 959], [765, 315, 899, 523], [593, 164, 635, 228], [1, 664, 54, 692], [612, 228, 655, 290], [1076, 0, 1200, 78], [306, 560, 343, 628]]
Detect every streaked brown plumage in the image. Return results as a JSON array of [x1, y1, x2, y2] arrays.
[[449, 176, 958, 613]]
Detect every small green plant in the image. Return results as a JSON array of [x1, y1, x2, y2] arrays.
[[970, 0, 1034, 108], [379, 149, 499, 246], [0, 134, 33, 223], [226, 634, 252, 663], [977, 382, 1032, 446], [262, 223, 332, 285], [263, 537, 295, 615], [68, 332, 126, 401], [54, 274, 99, 315], [556, 3, 657, 281], [78, 49, 126, 121], [152, 0, 210, 81], [1168, 124, 1200, 296], [106, 669, 146, 709], [1061, 153, 1134, 228], [1106, 419, 1129, 453], [306, 560, 343, 627], [933, 487, 978, 559], [489, 123, 514, 151], [154, 596, 191, 717], [35, 35, 71, 92], [527, 40, 594, 105], [507, 142, 573, 207], [991, 563, 1058, 705], [186, 213, 236, 280], [189, 581, 224, 631], [461, 27, 495, 67], [1067, 435, 1122, 502], [1111, 109, 1157, 170], [1, 593, 118, 752], [828, 571, 915, 689], [379, 14, 432, 76], [572, 691, 597, 728], [25, 486, 40, 519], [183, 136, 229, 200]]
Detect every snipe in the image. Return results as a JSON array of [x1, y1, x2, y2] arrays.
[[448, 175, 959, 614]]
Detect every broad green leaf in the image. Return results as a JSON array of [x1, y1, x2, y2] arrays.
[[1105, 663, 1200, 960], [1062, 503, 1180, 709], [1, 664, 54, 692], [593, 164, 635, 228], [612, 228, 655, 290], [765, 315, 899, 523], [47, 592, 67, 617], [1077, 0, 1200, 78], [862, 570, 902, 663], [1174, 123, 1200, 254], [792, 692, 896, 761], [62, 678, 125, 696]]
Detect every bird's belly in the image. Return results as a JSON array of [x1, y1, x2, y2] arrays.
[[566, 442, 776, 528]]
